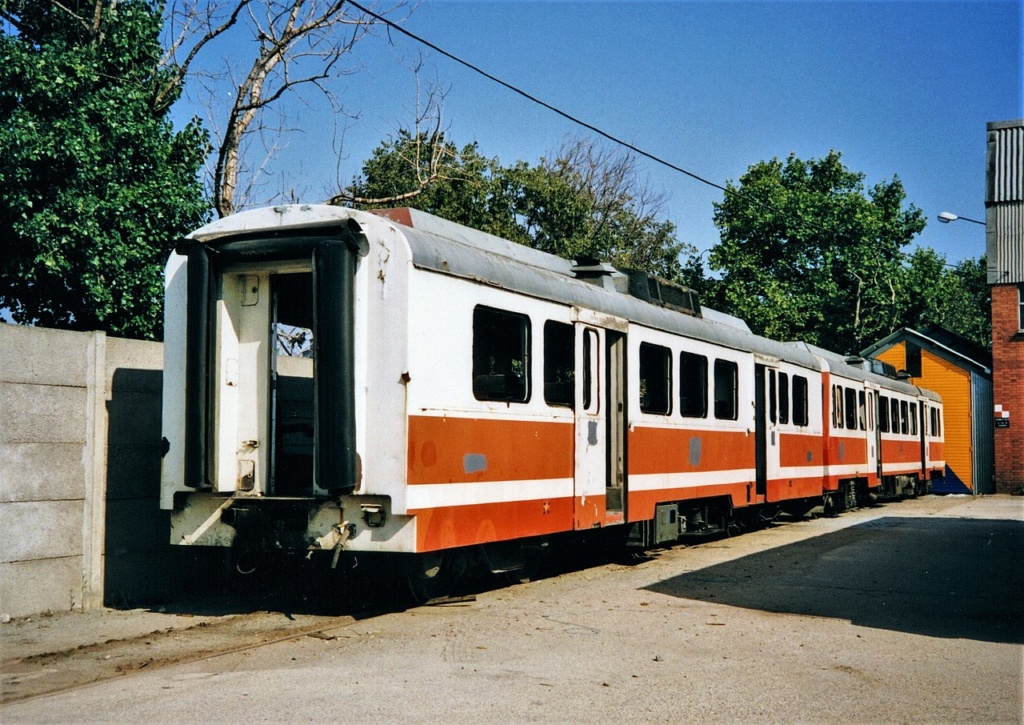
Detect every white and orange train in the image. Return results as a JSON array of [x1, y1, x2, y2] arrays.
[[160, 204, 945, 593]]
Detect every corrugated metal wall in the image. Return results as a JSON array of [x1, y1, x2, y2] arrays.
[[986, 120, 1024, 285], [971, 372, 995, 494]]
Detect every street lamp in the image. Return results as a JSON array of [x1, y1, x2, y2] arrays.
[[937, 211, 985, 225]]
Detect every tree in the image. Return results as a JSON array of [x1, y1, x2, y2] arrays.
[[709, 151, 926, 353], [161, 0, 407, 217], [343, 132, 695, 282], [0, 0, 209, 339], [902, 248, 990, 348]]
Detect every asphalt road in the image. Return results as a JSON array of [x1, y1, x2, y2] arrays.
[[3, 495, 1022, 723]]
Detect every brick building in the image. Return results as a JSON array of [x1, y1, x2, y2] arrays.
[[986, 119, 1024, 494]]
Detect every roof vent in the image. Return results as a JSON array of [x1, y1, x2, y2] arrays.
[[621, 268, 701, 318], [572, 257, 626, 291]]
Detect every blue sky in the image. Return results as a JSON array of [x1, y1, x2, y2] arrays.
[[186, 0, 1023, 265]]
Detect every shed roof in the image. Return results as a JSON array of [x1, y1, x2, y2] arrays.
[[861, 325, 992, 377]]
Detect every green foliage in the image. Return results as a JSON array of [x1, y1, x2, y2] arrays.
[[902, 249, 990, 348], [709, 151, 927, 353], [346, 132, 694, 282], [0, 0, 209, 340]]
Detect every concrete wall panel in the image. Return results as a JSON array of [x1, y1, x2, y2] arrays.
[[0, 558, 81, 617], [0, 324, 93, 387], [0, 500, 84, 564], [0, 443, 84, 503], [0, 383, 88, 444]]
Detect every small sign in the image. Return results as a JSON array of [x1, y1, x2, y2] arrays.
[[996, 418, 1011, 429]]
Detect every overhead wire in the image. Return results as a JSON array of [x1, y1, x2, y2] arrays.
[[346, 0, 728, 194], [347, 1, 946, 256]]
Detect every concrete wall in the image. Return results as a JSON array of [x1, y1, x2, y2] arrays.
[[0, 323, 213, 618]]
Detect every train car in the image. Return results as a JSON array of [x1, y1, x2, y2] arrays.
[[160, 204, 944, 594]]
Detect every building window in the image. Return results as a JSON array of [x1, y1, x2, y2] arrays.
[[543, 321, 574, 408], [472, 306, 530, 402], [639, 342, 672, 415], [714, 359, 738, 420], [906, 342, 922, 378], [1018, 284, 1024, 332], [679, 351, 708, 418]]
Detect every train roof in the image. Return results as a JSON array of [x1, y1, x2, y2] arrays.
[[367, 208, 821, 371], [184, 204, 940, 400]]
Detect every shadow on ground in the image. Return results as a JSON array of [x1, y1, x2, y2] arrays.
[[644, 516, 1024, 644]]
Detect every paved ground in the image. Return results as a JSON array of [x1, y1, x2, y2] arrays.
[[2, 494, 1022, 723]]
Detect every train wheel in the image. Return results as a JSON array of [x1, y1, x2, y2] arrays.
[[406, 549, 468, 604], [406, 551, 451, 604]]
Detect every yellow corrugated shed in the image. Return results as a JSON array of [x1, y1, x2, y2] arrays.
[[875, 342, 973, 491]]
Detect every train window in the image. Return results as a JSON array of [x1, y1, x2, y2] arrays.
[[878, 395, 890, 433], [900, 400, 909, 434], [582, 329, 598, 412], [867, 392, 875, 431], [832, 385, 843, 429], [543, 321, 574, 408], [909, 402, 918, 435], [778, 373, 789, 424], [890, 398, 900, 433], [858, 390, 866, 431], [679, 351, 708, 418], [639, 342, 672, 415], [713, 359, 738, 420], [792, 375, 809, 426], [844, 387, 858, 430], [769, 370, 777, 424], [472, 306, 530, 402]]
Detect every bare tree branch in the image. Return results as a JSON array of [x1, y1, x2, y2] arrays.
[[327, 59, 451, 207]]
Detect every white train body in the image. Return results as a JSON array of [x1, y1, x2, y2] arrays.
[[160, 205, 944, 559]]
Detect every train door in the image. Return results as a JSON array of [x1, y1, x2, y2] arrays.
[[918, 398, 929, 477], [212, 267, 318, 497], [754, 359, 781, 501], [866, 386, 879, 484], [572, 310, 628, 527]]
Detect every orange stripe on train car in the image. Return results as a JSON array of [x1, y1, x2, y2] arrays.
[[628, 482, 753, 521], [766, 476, 826, 502], [881, 438, 923, 464], [627, 426, 755, 476], [778, 433, 823, 468], [409, 497, 574, 551], [827, 435, 868, 464], [407, 415, 573, 485]]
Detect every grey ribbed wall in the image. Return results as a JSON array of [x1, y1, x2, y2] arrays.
[[986, 120, 1024, 285], [971, 372, 995, 495]]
